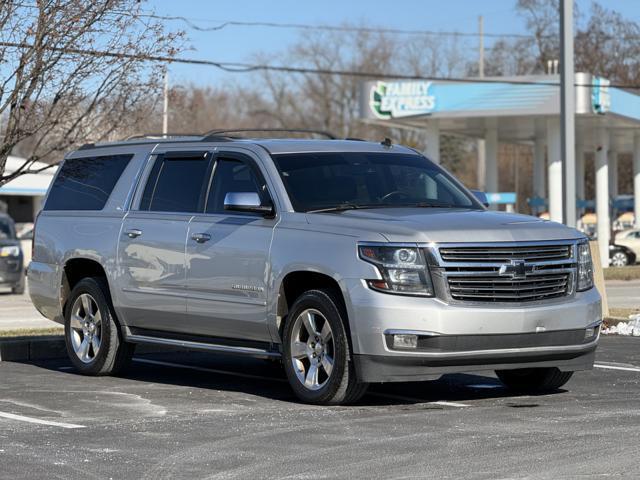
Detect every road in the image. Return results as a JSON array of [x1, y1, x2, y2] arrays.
[[605, 280, 640, 310], [0, 336, 638, 479]]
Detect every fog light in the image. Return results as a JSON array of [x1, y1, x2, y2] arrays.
[[585, 327, 596, 340], [393, 334, 418, 349]]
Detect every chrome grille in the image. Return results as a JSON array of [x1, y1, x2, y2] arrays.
[[439, 244, 571, 263], [434, 242, 576, 304]]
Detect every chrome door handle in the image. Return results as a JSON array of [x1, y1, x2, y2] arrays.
[[191, 233, 211, 243], [125, 229, 142, 239]]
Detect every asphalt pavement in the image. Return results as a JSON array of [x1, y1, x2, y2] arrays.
[[0, 336, 639, 479]]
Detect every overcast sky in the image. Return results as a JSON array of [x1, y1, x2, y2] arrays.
[[145, 0, 640, 86]]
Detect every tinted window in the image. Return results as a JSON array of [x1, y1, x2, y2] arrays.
[[205, 158, 266, 214], [44, 154, 132, 211], [272, 152, 479, 212], [0, 217, 15, 239], [142, 156, 210, 213]]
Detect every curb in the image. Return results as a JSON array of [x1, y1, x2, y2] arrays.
[[0, 336, 66, 362], [0, 336, 191, 362]]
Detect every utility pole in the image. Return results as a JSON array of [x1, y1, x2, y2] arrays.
[[162, 70, 169, 136], [560, 0, 576, 226], [477, 15, 486, 191]]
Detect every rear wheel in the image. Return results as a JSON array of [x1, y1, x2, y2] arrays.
[[64, 277, 134, 375], [495, 367, 573, 392], [283, 289, 368, 405], [611, 251, 629, 267]]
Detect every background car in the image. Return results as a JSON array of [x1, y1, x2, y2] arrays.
[[614, 229, 640, 263], [0, 213, 25, 294]]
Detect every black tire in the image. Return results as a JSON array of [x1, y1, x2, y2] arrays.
[[64, 277, 134, 375], [495, 367, 573, 393], [610, 251, 629, 267], [282, 289, 368, 405], [11, 275, 25, 295]]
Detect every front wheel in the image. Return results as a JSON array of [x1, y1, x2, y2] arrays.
[[283, 289, 368, 405], [495, 367, 573, 393], [64, 277, 134, 375]]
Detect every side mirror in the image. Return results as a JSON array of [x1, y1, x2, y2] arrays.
[[223, 192, 274, 216], [471, 190, 490, 208]]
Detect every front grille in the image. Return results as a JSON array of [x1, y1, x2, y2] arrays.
[[447, 273, 570, 302], [439, 244, 571, 263], [434, 242, 576, 304]]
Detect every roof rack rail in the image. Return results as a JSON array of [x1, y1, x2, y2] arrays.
[[201, 128, 337, 141], [124, 132, 203, 141]]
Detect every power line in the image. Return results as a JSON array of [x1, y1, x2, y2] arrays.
[[11, 2, 538, 39], [1, 40, 640, 90]]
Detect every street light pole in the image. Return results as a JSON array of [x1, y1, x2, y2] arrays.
[[560, 0, 576, 226], [477, 15, 486, 191], [162, 70, 169, 136]]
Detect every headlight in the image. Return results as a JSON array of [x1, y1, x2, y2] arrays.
[[0, 245, 20, 257], [576, 240, 594, 292], [358, 244, 434, 296]]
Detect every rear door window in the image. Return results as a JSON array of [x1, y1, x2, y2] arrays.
[[139, 153, 211, 213], [44, 154, 133, 211]]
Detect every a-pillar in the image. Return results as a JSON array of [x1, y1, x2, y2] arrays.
[[634, 133, 640, 228], [575, 130, 585, 214], [547, 117, 563, 223], [533, 120, 546, 212], [484, 120, 498, 206], [595, 128, 610, 267], [425, 121, 440, 165]]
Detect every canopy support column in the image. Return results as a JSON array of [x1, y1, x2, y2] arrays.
[[425, 121, 440, 164], [596, 128, 610, 267], [484, 121, 498, 191], [547, 118, 563, 223], [634, 133, 640, 228]]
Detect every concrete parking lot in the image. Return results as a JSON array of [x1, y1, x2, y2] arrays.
[[0, 336, 639, 479]]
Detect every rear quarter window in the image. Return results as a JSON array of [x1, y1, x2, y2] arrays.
[[44, 154, 133, 211]]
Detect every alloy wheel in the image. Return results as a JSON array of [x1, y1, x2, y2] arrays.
[[69, 293, 102, 364], [289, 308, 334, 391]]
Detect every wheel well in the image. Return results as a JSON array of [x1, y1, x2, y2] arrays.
[[277, 271, 349, 338], [61, 258, 108, 313]]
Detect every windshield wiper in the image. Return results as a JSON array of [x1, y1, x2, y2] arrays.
[[307, 203, 378, 213]]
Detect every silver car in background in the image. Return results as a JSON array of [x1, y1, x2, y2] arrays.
[[28, 133, 601, 404]]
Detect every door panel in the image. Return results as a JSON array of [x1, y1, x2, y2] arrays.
[[116, 212, 191, 331], [185, 153, 275, 341], [186, 214, 274, 340]]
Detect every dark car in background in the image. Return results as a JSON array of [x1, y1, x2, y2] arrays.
[[0, 213, 25, 294]]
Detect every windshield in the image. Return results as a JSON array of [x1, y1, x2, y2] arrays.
[[272, 152, 482, 212], [0, 217, 16, 240]]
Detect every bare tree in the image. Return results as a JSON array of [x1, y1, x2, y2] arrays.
[[0, 0, 183, 185]]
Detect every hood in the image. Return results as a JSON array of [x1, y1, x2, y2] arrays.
[[305, 208, 583, 243]]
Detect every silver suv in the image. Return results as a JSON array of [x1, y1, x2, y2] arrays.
[[28, 132, 602, 404]]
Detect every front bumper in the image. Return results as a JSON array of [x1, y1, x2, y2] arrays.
[[343, 278, 602, 382]]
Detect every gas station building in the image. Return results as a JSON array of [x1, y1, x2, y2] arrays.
[[360, 73, 640, 267]]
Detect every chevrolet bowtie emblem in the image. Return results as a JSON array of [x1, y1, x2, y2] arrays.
[[498, 259, 534, 279]]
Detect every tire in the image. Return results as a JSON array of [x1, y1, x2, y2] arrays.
[[282, 289, 368, 405], [64, 277, 134, 375], [495, 367, 573, 393], [11, 276, 25, 295], [610, 251, 629, 267]]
